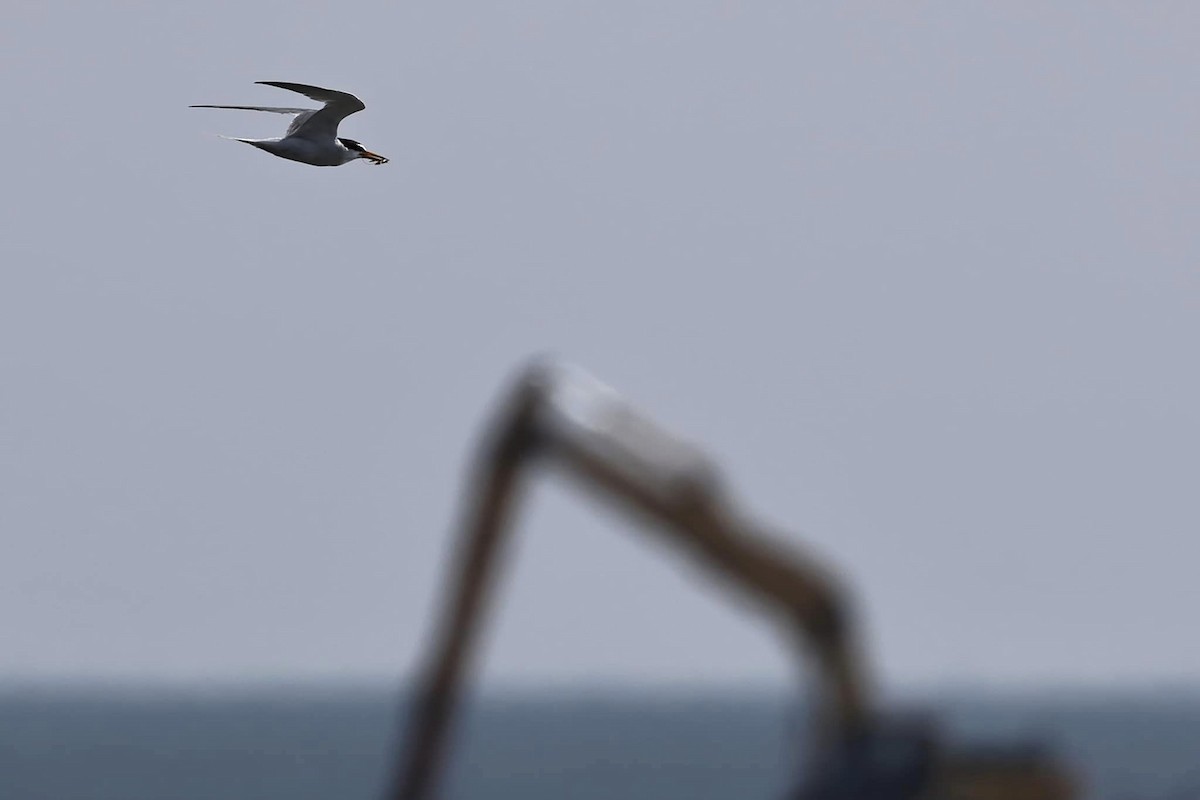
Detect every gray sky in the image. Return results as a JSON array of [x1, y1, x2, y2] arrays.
[[2, 3, 1196, 692]]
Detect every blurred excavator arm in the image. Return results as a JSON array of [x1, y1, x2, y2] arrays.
[[389, 361, 1074, 800]]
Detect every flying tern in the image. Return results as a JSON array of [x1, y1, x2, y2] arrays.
[[191, 81, 388, 166]]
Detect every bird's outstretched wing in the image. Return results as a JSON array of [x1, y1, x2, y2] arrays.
[[188, 104, 320, 138], [255, 81, 366, 143], [188, 105, 311, 114]]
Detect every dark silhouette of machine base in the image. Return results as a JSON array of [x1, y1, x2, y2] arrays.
[[390, 360, 1075, 800]]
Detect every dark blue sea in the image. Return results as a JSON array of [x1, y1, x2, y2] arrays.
[[2, 686, 1197, 799]]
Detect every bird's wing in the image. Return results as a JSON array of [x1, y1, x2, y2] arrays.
[[189, 105, 312, 114], [188, 104, 319, 138], [256, 81, 366, 143], [284, 110, 319, 137]]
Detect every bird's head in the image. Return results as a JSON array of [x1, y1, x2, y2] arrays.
[[338, 137, 388, 165]]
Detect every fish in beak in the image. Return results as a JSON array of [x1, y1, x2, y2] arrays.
[[360, 149, 388, 165]]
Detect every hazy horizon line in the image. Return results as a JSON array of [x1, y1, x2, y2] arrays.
[[3, 673, 1199, 705]]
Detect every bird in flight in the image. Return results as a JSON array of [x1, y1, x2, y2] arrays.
[[191, 82, 388, 166]]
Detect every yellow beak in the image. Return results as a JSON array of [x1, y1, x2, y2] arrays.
[[361, 150, 389, 165]]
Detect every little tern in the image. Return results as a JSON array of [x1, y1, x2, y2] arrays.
[[191, 81, 389, 166]]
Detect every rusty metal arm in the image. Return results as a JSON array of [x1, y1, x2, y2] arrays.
[[389, 362, 871, 800]]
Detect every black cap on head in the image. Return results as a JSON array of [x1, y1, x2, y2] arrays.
[[338, 138, 364, 152]]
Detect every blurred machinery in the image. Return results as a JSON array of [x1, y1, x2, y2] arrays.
[[390, 360, 1076, 800]]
